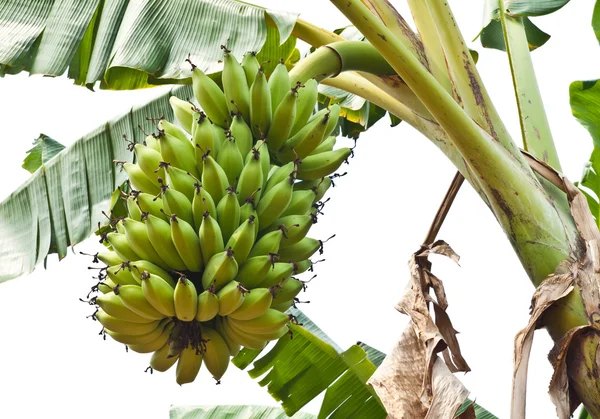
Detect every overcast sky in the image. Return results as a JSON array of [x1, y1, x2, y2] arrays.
[[0, 1, 598, 418]]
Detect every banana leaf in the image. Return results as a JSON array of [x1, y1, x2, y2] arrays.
[[0, 0, 297, 89], [169, 405, 316, 419], [22, 134, 65, 174]]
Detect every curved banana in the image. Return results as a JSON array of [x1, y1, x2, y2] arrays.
[[174, 276, 198, 321], [201, 248, 239, 291], [290, 78, 318, 136], [134, 144, 163, 186], [277, 237, 321, 262], [144, 214, 187, 271], [236, 255, 274, 289], [122, 218, 169, 269], [268, 60, 290, 110], [201, 325, 231, 381], [241, 52, 260, 88], [169, 213, 204, 272], [266, 86, 298, 153], [266, 214, 313, 246], [192, 183, 217, 228], [217, 134, 244, 186], [198, 211, 225, 266], [164, 164, 196, 201], [107, 263, 138, 286], [95, 292, 155, 323], [191, 65, 231, 128], [215, 316, 242, 356], [130, 260, 175, 287], [263, 161, 295, 196], [271, 277, 304, 306], [222, 48, 250, 122], [156, 129, 198, 179], [113, 284, 165, 320], [201, 153, 229, 205], [277, 108, 330, 162], [228, 309, 289, 334], [144, 134, 161, 153], [296, 148, 351, 181], [176, 344, 203, 385], [249, 67, 272, 138], [169, 96, 195, 134], [216, 188, 241, 244], [141, 271, 176, 317], [137, 193, 169, 222], [123, 163, 161, 196], [196, 289, 220, 322], [311, 135, 337, 155], [106, 233, 140, 262], [217, 280, 246, 316], [257, 262, 294, 288], [247, 230, 283, 259], [229, 113, 253, 158], [293, 177, 332, 204], [228, 288, 273, 320], [160, 181, 195, 228], [192, 112, 220, 167], [236, 149, 263, 204], [281, 190, 315, 217], [221, 317, 267, 350], [97, 251, 122, 266], [95, 310, 160, 336], [150, 342, 179, 372], [128, 321, 175, 353], [127, 195, 142, 221], [256, 174, 294, 229], [224, 215, 256, 265]]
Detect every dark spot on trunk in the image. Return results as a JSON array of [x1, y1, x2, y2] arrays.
[[491, 188, 514, 220]]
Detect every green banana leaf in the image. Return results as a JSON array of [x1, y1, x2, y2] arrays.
[[169, 405, 316, 419], [22, 134, 65, 174], [496, 0, 571, 16], [0, 25, 296, 283], [0, 0, 297, 89], [593, 1, 600, 44]]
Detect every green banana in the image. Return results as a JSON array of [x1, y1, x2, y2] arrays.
[[249, 67, 272, 138], [192, 112, 220, 167], [228, 288, 273, 320], [140, 271, 176, 317], [128, 321, 174, 353], [168, 213, 203, 272], [105, 319, 170, 345], [113, 284, 165, 320], [293, 177, 332, 203], [159, 119, 190, 144], [290, 78, 318, 136], [95, 292, 155, 323], [241, 52, 260, 87], [256, 174, 294, 229], [115, 220, 126, 234], [160, 180, 195, 228], [281, 190, 315, 217], [263, 161, 295, 196], [97, 251, 122, 266], [169, 96, 195, 134], [201, 153, 229, 205], [106, 233, 140, 262], [130, 260, 175, 287], [191, 65, 231, 128], [201, 248, 238, 291], [122, 218, 169, 269], [195, 288, 220, 322], [252, 140, 271, 187], [176, 344, 203, 385], [222, 48, 250, 122], [215, 316, 242, 356], [221, 317, 267, 350], [228, 308, 289, 334], [107, 263, 138, 286], [163, 164, 196, 201], [236, 149, 263, 204], [192, 183, 217, 228], [271, 277, 304, 306], [198, 211, 225, 266], [173, 276, 198, 321], [143, 214, 187, 271], [296, 148, 352, 181], [216, 187, 241, 244], [312, 135, 337, 155], [200, 325, 231, 380], [257, 262, 294, 288], [229, 113, 253, 158], [236, 255, 275, 288], [268, 60, 290, 111], [122, 163, 161, 196], [266, 85, 298, 153], [137, 193, 169, 222], [266, 214, 313, 246], [98, 278, 116, 294], [150, 342, 179, 372], [271, 300, 295, 312], [323, 104, 341, 138], [292, 259, 313, 275], [157, 124, 199, 179], [277, 237, 321, 262], [134, 144, 163, 186], [127, 195, 142, 221], [277, 108, 330, 162], [144, 135, 161, 153], [225, 216, 256, 264], [217, 134, 244, 185], [217, 280, 246, 316], [247, 230, 283, 259], [95, 309, 160, 336]]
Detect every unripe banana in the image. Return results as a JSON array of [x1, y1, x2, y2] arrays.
[[236, 149, 263, 204], [222, 48, 250, 122], [311, 135, 336, 155], [104, 319, 168, 345], [160, 181, 195, 228], [217, 134, 244, 186], [256, 174, 294, 229], [277, 237, 321, 262], [217, 280, 246, 316], [176, 344, 203, 385], [168, 213, 203, 272], [156, 127, 199, 179], [247, 230, 283, 259], [141, 271, 176, 317], [241, 52, 260, 87], [228, 308, 289, 334], [296, 148, 351, 181], [229, 113, 253, 158], [225, 216, 256, 264], [128, 321, 174, 353], [277, 108, 330, 162], [127, 195, 143, 221], [160, 119, 191, 144], [227, 316, 286, 342], [236, 255, 275, 288], [150, 342, 179, 372], [216, 187, 241, 244], [191, 65, 231, 128], [106, 233, 140, 262], [192, 184, 217, 228], [122, 218, 169, 269], [195, 289, 220, 322], [249, 67, 272, 138], [107, 263, 138, 286], [271, 300, 295, 312], [251, 140, 271, 187], [293, 177, 332, 204], [144, 135, 161, 153], [293, 259, 313, 275], [173, 276, 198, 321], [113, 284, 165, 321], [215, 316, 242, 356], [134, 144, 164, 186], [228, 288, 273, 320], [115, 220, 126, 234], [144, 214, 187, 271], [123, 163, 161, 196], [192, 112, 220, 167], [200, 325, 231, 380], [263, 161, 295, 196], [268, 60, 290, 111], [281, 190, 315, 217], [137, 193, 169, 222], [201, 248, 238, 291], [164, 164, 196, 201], [290, 78, 318, 136], [169, 96, 195, 134], [97, 251, 122, 266], [98, 278, 116, 294], [221, 317, 267, 350], [257, 262, 294, 288], [130, 260, 175, 287], [201, 153, 229, 205], [271, 277, 304, 306], [323, 104, 341, 139], [266, 87, 298, 153], [95, 310, 160, 336], [95, 292, 155, 323], [198, 211, 225, 266], [266, 214, 313, 246]]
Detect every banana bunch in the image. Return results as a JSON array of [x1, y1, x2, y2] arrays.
[[87, 49, 349, 386]]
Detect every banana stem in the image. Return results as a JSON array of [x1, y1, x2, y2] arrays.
[[498, 0, 562, 171]]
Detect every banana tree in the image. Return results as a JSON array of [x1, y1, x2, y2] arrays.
[[0, 0, 599, 417]]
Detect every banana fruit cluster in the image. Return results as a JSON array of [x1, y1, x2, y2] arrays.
[[89, 49, 349, 385]]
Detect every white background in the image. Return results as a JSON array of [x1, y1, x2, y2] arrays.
[[0, 1, 598, 418]]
